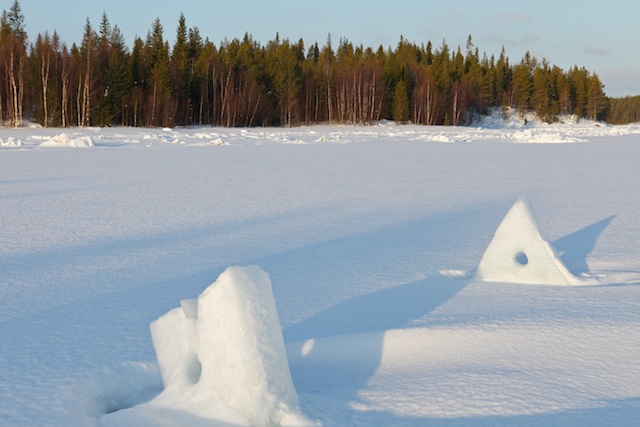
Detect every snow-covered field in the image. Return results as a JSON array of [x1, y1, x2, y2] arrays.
[[2, 116, 640, 426]]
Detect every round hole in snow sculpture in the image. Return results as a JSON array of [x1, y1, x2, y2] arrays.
[[515, 252, 529, 266], [186, 354, 202, 384]]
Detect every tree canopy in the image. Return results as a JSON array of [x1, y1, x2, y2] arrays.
[[0, 2, 633, 128]]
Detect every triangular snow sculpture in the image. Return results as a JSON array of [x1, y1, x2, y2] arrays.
[[475, 196, 581, 285]]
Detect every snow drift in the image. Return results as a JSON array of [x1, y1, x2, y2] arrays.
[[3, 122, 640, 427]]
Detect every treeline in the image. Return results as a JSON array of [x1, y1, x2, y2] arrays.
[[608, 96, 640, 124], [0, 1, 626, 128]]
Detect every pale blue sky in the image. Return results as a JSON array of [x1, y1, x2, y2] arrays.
[[17, 0, 640, 97]]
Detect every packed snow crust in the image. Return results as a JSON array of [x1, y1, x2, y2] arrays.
[[2, 116, 640, 427], [0, 111, 638, 150]]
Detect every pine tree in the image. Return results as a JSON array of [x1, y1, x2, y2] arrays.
[[145, 18, 171, 126], [129, 36, 145, 126], [7, 0, 25, 39], [569, 66, 588, 118], [95, 12, 113, 126], [105, 26, 131, 125], [320, 34, 335, 122], [511, 59, 533, 114], [531, 60, 550, 121], [1, 0, 27, 126], [186, 26, 204, 125], [587, 72, 608, 121], [171, 13, 189, 124], [77, 18, 96, 127], [266, 37, 302, 126], [393, 79, 409, 123]]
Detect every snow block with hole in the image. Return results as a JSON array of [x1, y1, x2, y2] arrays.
[[150, 265, 310, 427], [475, 196, 581, 285]]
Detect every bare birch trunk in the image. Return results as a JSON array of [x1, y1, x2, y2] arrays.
[[41, 46, 51, 127]]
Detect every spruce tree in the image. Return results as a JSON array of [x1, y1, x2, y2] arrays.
[[587, 73, 608, 121], [393, 80, 409, 123], [171, 13, 189, 124]]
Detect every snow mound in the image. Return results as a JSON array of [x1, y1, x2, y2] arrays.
[[39, 133, 94, 148], [476, 107, 565, 129], [210, 137, 227, 145], [423, 133, 452, 142], [315, 133, 344, 143], [476, 195, 582, 285], [190, 132, 228, 145], [283, 138, 307, 144], [512, 129, 587, 144], [0, 137, 23, 147], [143, 266, 311, 427]]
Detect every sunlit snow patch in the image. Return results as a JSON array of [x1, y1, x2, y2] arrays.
[[438, 269, 472, 279], [475, 195, 581, 285]]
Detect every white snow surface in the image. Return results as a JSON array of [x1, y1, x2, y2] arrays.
[[2, 117, 640, 426]]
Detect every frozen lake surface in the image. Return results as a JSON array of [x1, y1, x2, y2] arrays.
[[2, 118, 640, 426]]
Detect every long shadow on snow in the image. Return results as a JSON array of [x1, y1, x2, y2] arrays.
[[272, 206, 484, 411], [85, 203, 482, 420], [0, 201, 486, 422], [284, 275, 466, 402], [252, 199, 515, 416], [284, 276, 464, 341], [552, 215, 616, 275], [278, 207, 620, 422]]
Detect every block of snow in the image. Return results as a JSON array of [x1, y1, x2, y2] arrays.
[[0, 137, 23, 147], [475, 196, 581, 285], [150, 265, 309, 427], [38, 133, 94, 148], [210, 137, 227, 145]]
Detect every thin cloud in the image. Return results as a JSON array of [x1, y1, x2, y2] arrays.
[[495, 12, 532, 23], [482, 33, 539, 48], [436, 3, 465, 24], [584, 46, 610, 57], [599, 67, 640, 97], [445, 11, 465, 23], [520, 35, 540, 45]]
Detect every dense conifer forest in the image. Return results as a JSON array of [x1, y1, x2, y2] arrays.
[[0, 1, 636, 128], [608, 96, 640, 124]]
